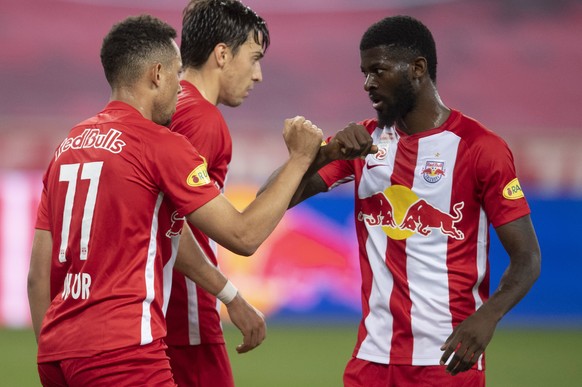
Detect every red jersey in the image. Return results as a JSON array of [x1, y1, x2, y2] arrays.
[[35, 101, 220, 362], [318, 110, 530, 369], [166, 80, 233, 345]]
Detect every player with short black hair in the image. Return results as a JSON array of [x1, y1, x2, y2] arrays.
[[261, 14, 541, 386], [181, 0, 269, 70], [100, 14, 179, 88], [166, 1, 271, 385]]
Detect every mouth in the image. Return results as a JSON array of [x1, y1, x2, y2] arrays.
[[369, 95, 383, 110]]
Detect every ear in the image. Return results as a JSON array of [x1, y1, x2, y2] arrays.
[[150, 63, 163, 88], [213, 43, 229, 68], [411, 57, 428, 80]]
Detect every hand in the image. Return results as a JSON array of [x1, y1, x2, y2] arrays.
[[283, 116, 324, 163], [225, 293, 267, 354], [322, 122, 378, 161], [440, 310, 498, 375]]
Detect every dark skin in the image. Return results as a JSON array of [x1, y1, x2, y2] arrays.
[[260, 45, 541, 375]]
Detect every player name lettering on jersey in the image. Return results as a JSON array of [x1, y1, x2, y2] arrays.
[[61, 272, 92, 300], [55, 128, 126, 160]]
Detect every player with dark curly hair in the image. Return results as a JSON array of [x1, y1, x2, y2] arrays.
[[262, 15, 541, 386]]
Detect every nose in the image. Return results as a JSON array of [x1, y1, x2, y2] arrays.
[[253, 62, 263, 83], [363, 74, 375, 91]]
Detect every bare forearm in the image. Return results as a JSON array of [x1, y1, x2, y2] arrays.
[[27, 229, 52, 343], [259, 147, 330, 208], [28, 281, 50, 342], [481, 215, 541, 321], [479, 251, 540, 322], [194, 156, 313, 256], [236, 156, 312, 247], [174, 226, 228, 295]]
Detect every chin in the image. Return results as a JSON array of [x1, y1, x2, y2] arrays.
[[225, 100, 243, 108], [378, 113, 395, 129]]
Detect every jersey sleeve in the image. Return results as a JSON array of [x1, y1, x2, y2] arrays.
[[318, 159, 355, 190], [145, 133, 220, 218], [317, 135, 356, 190], [473, 132, 530, 228], [175, 108, 231, 188]]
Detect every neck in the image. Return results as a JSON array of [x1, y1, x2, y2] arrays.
[[182, 67, 220, 105], [397, 87, 450, 136], [110, 86, 153, 120]]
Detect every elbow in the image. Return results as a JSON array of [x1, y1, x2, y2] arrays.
[[531, 250, 542, 283], [230, 241, 258, 257], [27, 270, 38, 294], [225, 232, 260, 257]]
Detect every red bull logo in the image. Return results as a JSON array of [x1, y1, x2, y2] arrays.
[[421, 160, 445, 183], [358, 192, 396, 227], [399, 200, 464, 239], [358, 185, 465, 240], [166, 210, 185, 238]]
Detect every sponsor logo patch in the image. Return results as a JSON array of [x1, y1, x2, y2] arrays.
[[187, 157, 211, 187], [503, 178, 524, 200]]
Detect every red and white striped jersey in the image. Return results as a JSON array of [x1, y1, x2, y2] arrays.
[[165, 81, 233, 345], [35, 101, 220, 362], [318, 109, 530, 368]]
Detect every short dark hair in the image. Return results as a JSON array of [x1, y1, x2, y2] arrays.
[[181, 0, 270, 69], [360, 15, 437, 83], [100, 14, 177, 87]]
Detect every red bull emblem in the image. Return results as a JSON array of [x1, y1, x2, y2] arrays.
[[358, 192, 396, 227], [421, 161, 445, 183], [358, 188, 465, 240], [399, 200, 464, 240], [166, 211, 185, 238]]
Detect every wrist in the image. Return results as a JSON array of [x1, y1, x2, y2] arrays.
[[216, 280, 238, 305], [288, 153, 314, 171]]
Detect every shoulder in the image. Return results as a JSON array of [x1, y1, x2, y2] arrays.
[[172, 95, 226, 137], [451, 111, 510, 152]]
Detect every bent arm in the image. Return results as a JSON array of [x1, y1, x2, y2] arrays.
[[258, 160, 329, 208], [174, 225, 266, 352], [440, 214, 541, 374], [258, 122, 377, 207], [186, 155, 313, 256], [479, 214, 541, 320], [174, 224, 229, 295], [27, 229, 52, 343], [185, 116, 323, 256]]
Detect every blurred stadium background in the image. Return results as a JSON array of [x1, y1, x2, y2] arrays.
[[0, 0, 581, 385]]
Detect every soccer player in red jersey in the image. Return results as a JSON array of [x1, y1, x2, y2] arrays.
[[166, 1, 270, 386], [27, 15, 323, 386], [261, 15, 541, 386]]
